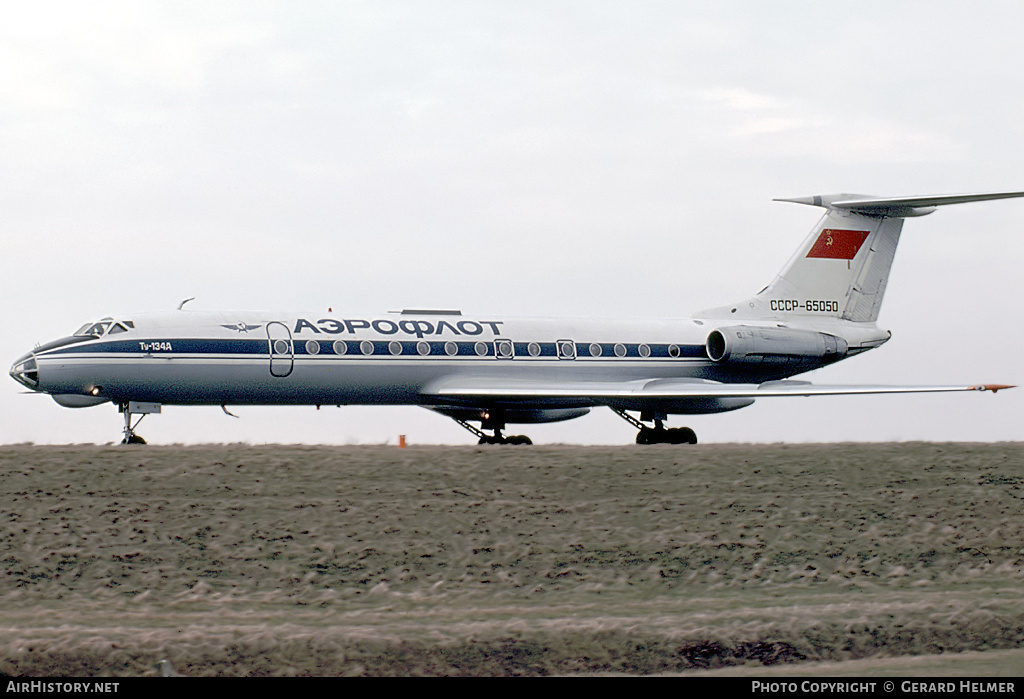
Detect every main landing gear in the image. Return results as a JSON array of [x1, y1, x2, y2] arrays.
[[612, 409, 698, 445], [452, 411, 533, 445]]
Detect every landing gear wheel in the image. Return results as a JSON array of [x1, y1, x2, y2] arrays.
[[667, 427, 697, 444], [477, 434, 533, 445], [635, 426, 697, 445], [122, 434, 147, 445]]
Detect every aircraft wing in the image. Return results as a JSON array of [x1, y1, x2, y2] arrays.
[[424, 377, 1013, 403]]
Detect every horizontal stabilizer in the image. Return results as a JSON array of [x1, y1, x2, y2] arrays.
[[775, 191, 1024, 217]]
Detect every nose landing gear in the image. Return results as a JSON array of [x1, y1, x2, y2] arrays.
[[118, 402, 161, 445]]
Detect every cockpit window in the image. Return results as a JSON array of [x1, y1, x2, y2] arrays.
[[72, 317, 130, 338], [74, 321, 112, 337]]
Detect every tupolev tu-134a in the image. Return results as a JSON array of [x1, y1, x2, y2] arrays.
[[11, 191, 1020, 445]]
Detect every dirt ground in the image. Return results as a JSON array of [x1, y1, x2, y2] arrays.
[[1, 442, 1022, 676]]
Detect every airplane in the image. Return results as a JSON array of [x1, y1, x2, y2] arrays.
[[10, 191, 1020, 445]]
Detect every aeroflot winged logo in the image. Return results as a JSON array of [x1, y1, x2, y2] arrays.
[[806, 229, 870, 260], [221, 322, 263, 333]]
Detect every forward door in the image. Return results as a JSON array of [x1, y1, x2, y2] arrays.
[[267, 321, 294, 377]]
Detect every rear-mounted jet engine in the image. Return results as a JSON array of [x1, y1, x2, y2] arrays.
[[706, 326, 848, 365]]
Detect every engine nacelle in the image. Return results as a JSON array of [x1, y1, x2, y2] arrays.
[[706, 326, 848, 365]]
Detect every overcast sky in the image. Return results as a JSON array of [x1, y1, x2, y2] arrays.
[[3, 1, 1022, 445]]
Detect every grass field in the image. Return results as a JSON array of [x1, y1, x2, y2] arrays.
[[1, 442, 1022, 676]]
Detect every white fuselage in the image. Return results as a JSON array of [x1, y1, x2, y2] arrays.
[[17, 310, 886, 418]]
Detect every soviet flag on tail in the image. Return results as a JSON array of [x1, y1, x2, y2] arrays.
[[806, 229, 870, 259]]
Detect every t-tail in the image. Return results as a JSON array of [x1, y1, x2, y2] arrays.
[[700, 191, 1024, 325]]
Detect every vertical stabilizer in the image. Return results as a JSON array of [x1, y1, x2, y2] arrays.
[[764, 203, 904, 323], [697, 191, 1024, 324]]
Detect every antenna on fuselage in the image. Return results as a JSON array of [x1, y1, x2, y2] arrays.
[[177, 297, 195, 310]]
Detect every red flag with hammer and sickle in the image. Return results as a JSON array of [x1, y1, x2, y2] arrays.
[[806, 229, 870, 260]]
